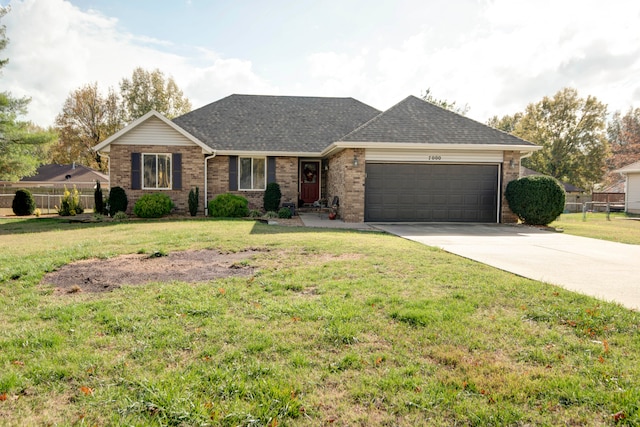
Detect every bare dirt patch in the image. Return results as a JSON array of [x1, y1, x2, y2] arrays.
[[42, 249, 260, 295]]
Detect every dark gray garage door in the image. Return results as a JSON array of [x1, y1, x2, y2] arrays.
[[365, 163, 499, 222]]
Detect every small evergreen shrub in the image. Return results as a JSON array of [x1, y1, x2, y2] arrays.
[[133, 193, 174, 218], [188, 187, 199, 217], [12, 189, 36, 216], [208, 193, 249, 218], [57, 185, 84, 216], [108, 186, 128, 217], [278, 207, 293, 219], [505, 175, 566, 225], [94, 180, 106, 215], [263, 182, 282, 212], [113, 211, 128, 221]]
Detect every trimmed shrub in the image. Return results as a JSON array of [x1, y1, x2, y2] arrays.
[[505, 175, 566, 225], [208, 193, 249, 218], [108, 186, 128, 217], [94, 180, 106, 215], [188, 187, 199, 217], [133, 193, 174, 218], [278, 207, 293, 219], [57, 185, 84, 216], [12, 189, 36, 216], [263, 182, 282, 212]]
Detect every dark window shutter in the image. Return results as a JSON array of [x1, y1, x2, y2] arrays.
[[131, 152, 141, 190], [228, 156, 238, 191], [267, 156, 276, 184], [172, 153, 182, 190]]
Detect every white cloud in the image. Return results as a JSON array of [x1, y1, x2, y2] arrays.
[[2, 0, 274, 126]]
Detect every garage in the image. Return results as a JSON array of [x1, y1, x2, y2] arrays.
[[364, 163, 499, 222]]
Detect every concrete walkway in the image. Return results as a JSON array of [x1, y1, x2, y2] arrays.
[[373, 223, 640, 311]]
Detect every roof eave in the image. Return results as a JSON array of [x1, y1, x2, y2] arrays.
[[215, 150, 324, 157], [322, 141, 542, 157]]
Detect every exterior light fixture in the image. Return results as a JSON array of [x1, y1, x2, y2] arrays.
[[353, 155, 358, 166], [509, 159, 515, 169]]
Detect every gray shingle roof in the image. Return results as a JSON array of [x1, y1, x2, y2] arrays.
[[340, 95, 537, 146], [173, 94, 381, 153], [20, 164, 108, 183]]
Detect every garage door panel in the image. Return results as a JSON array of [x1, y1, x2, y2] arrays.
[[365, 163, 498, 222]]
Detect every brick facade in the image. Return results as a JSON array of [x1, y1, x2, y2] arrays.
[[501, 150, 520, 223], [326, 148, 366, 222], [206, 155, 299, 212], [109, 144, 205, 215]]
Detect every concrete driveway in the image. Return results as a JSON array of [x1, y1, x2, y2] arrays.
[[374, 223, 640, 311]]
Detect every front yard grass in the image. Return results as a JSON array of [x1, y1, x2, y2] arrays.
[[1, 217, 639, 426], [551, 212, 640, 245]]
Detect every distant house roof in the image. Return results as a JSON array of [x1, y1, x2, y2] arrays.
[[616, 160, 640, 174], [20, 164, 108, 184], [172, 94, 382, 153], [598, 181, 625, 193], [339, 95, 537, 147], [520, 167, 584, 193]]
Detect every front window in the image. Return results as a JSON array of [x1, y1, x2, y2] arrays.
[[239, 157, 266, 190], [143, 153, 171, 189]]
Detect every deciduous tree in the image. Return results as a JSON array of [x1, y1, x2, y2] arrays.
[[52, 83, 121, 172], [421, 88, 469, 116], [488, 88, 609, 191], [605, 107, 640, 184], [120, 67, 192, 121]]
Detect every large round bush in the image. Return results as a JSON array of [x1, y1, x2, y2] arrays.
[[208, 193, 249, 218], [505, 175, 565, 225], [133, 193, 174, 218], [12, 189, 36, 216]]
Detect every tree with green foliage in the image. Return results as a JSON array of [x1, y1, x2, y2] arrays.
[[0, 6, 55, 181], [52, 83, 122, 172], [488, 88, 609, 191], [120, 67, 192, 121], [421, 88, 469, 116]]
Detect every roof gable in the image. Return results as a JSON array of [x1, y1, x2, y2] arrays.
[[340, 95, 536, 147], [93, 110, 212, 153], [172, 94, 381, 153]]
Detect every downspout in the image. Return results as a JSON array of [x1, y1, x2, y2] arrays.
[[204, 151, 217, 216]]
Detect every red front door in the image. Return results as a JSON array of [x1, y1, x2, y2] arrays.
[[300, 161, 320, 204]]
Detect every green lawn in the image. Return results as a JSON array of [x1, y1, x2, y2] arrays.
[[551, 212, 640, 245], [1, 217, 639, 426]]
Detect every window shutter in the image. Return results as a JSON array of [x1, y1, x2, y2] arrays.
[[172, 153, 182, 190], [131, 152, 141, 190], [228, 156, 238, 191], [267, 156, 276, 184]]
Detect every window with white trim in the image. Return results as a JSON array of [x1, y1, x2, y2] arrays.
[[143, 153, 172, 189], [239, 157, 266, 190]]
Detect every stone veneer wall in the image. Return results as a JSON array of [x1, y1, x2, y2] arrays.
[[206, 155, 299, 212], [109, 144, 205, 215], [501, 150, 520, 223], [326, 148, 365, 222]]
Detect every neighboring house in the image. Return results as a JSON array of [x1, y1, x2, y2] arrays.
[[15, 163, 109, 190], [93, 94, 540, 223], [615, 161, 640, 214]]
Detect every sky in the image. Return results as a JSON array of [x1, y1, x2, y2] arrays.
[[1, 0, 639, 127]]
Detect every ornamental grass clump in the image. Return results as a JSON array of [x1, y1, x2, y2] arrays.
[[57, 185, 84, 216]]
